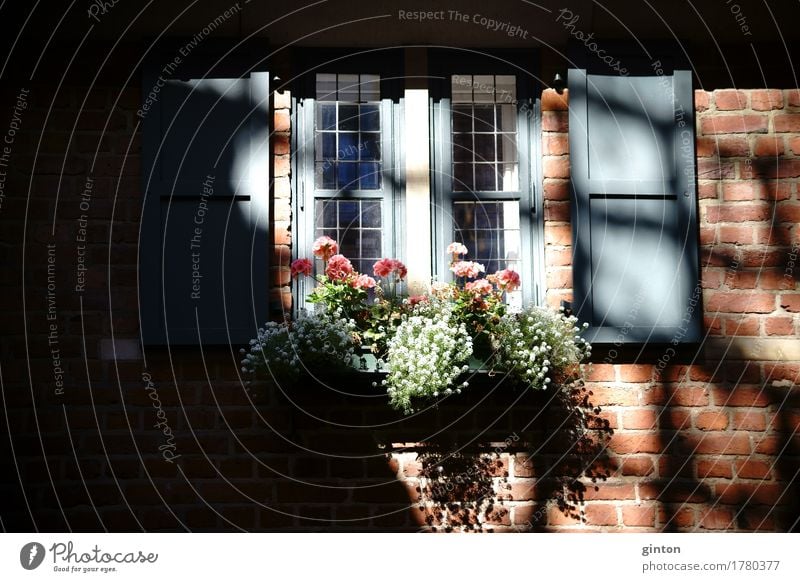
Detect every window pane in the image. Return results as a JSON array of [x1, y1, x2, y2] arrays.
[[361, 74, 380, 101], [453, 163, 473, 191], [452, 200, 522, 299], [315, 132, 336, 162], [338, 104, 359, 131], [359, 162, 381, 189], [360, 104, 380, 131], [314, 200, 383, 272], [338, 162, 357, 189], [317, 103, 337, 130], [315, 162, 335, 189], [337, 74, 359, 102], [361, 136, 381, 160], [450, 75, 519, 192], [338, 133, 359, 160], [316, 74, 337, 101]]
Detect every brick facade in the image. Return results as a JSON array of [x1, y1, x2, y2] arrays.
[[0, 77, 798, 531]]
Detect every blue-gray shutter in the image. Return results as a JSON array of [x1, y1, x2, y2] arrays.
[[140, 51, 269, 345], [568, 54, 700, 344]]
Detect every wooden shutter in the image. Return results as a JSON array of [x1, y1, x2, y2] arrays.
[[140, 48, 269, 345], [568, 51, 700, 344]]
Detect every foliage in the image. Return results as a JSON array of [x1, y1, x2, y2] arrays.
[[243, 236, 592, 415]]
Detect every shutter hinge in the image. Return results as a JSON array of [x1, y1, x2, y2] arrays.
[[299, 178, 305, 210]]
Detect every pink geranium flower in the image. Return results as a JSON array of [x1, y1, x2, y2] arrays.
[[312, 236, 339, 262], [352, 274, 377, 289], [406, 294, 429, 307], [290, 258, 313, 279], [373, 258, 407, 280], [465, 279, 493, 295], [451, 260, 485, 279], [325, 254, 354, 281], [495, 268, 521, 292], [446, 242, 468, 256]]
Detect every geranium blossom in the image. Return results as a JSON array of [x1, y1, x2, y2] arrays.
[[465, 279, 493, 295], [325, 254, 354, 281], [495, 268, 521, 292], [312, 236, 338, 261], [446, 242, 468, 256], [290, 258, 313, 279], [451, 260, 485, 279], [373, 258, 407, 280], [406, 294, 429, 307], [352, 273, 377, 289]]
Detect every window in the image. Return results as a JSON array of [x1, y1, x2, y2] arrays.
[[294, 52, 403, 304], [431, 57, 542, 307]]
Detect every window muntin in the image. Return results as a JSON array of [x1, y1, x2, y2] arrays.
[[314, 74, 382, 190], [451, 75, 519, 192]]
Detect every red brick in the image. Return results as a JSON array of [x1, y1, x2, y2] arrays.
[[695, 411, 728, 431], [699, 508, 734, 530], [774, 114, 800, 132], [274, 221, 291, 245], [584, 504, 618, 526], [544, 224, 571, 246], [763, 363, 800, 383], [620, 456, 655, 476], [543, 156, 569, 178], [545, 247, 572, 267], [590, 386, 639, 406], [790, 137, 800, 155], [543, 134, 569, 155], [622, 409, 657, 430], [717, 136, 749, 157], [274, 90, 291, 110], [736, 459, 772, 479], [705, 203, 771, 223], [274, 155, 290, 177], [542, 111, 568, 132], [543, 179, 569, 200], [712, 387, 770, 407], [752, 159, 800, 179], [273, 133, 290, 155], [776, 203, 800, 223], [700, 115, 768, 134], [696, 458, 733, 478], [547, 506, 581, 525], [273, 109, 290, 132], [622, 505, 655, 527], [723, 315, 759, 336], [659, 507, 695, 529], [583, 484, 635, 501], [609, 434, 662, 454], [546, 268, 571, 289], [718, 225, 753, 244], [787, 89, 800, 107], [722, 181, 790, 201], [694, 90, 711, 111], [780, 295, 800, 312], [765, 316, 794, 336], [274, 177, 291, 198], [698, 182, 718, 199], [753, 136, 784, 157], [619, 365, 653, 383], [715, 482, 784, 505], [751, 90, 783, 111], [672, 387, 709, 407], [706, 292, 775, 314], [543, 200, 570, 221], [697, 158, 735, 179], [714, 90, 747, 110], [696, 137, 717, 157], [541, 88, 569, 111], [685, 433, 751, 455]]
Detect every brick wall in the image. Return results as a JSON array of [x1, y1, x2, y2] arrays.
[[0, 81, 798, 532]]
